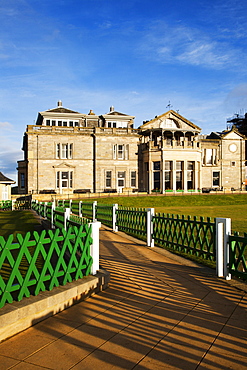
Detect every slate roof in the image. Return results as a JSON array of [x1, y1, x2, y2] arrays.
[[45, 107, 80, 114], [0, 172, 15, 184]]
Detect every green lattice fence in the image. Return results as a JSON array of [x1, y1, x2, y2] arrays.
[[69, 214, 91, 226], [96, 204, 113, 227], [229, 232, 247, 280], [153, 213, 216, 261], [39, 202, 46, 218], [0, 200, 12, 211], [117, 207, 147, 240], [54, 208, 65, 229], [71, 201, 80, 216], [0, 225, 93, 308], [14, 198, 31, 210], [57, 200, 64, 208], [81, 202, 94, 220], [63, 200, 71, 209], [45, 203, 53, 221]]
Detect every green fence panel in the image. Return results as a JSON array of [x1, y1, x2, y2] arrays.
[[0, 200, 12, 211], [229, 232, 247, 280], [71, 201, 80, 216], [0, 225, 93, 308], [81, 203, 94, 220], [14, 199, 31, 210], [54, 209, 65, 229], [117, 207, 147, 240], [96, 204, 113, 227], [153, 213, 216, 261], [69, 214, 91, 226]]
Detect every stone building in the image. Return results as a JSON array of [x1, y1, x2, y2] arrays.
[[138, 110, 246, 193], [17, 102, 246, 195], [0, 172, 15, 200], [17, 102, 139, 195]]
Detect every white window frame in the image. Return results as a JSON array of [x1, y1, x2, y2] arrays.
[[56, 143, 73, 159], [105, 171, 112, 188], [130, 171, 136, 187], [56, 171, 73, 189], [113, 144, 129, 160]]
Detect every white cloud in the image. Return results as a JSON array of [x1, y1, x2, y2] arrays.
[[139, 21, 244, 70], [0, 121, 12, 129]]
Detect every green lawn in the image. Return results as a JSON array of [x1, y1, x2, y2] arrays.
[[88, 193, 247, 234], [0, 211, 41, 239]]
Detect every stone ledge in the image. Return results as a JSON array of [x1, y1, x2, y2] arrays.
[[0, 268, 110, 343]]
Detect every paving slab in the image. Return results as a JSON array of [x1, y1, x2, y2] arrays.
[[0, 226, 246, 370]]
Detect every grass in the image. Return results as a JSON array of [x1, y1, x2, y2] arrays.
[[0, 210, 41, 240], [87, 194, 247, 234]]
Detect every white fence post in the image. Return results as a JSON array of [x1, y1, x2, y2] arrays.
[[44, 202, 47, 218], [12, 199, 15, 211], [216, 218, 231, 280], [147, 208, 155, 247], [70, 199, 72, 211], [64, 208, 71, 230], [79, 201, 82, 218], [93, 201, 97, 222], [113, 204, 118, 232], [51, 201, 55, 229], [90, 221, 101, 275]]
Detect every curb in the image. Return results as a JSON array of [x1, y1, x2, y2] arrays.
[[0, 268, 110, 343]]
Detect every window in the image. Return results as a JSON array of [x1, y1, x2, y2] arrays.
[[213, 171, 220, 186], [153, 161, 160, 171], [153, 161, 161, 190], [113, 144, 129, 160], [52, 120, 56, 126], [165, 161, 172, 190], [131, 171, 136, 187], [46, 120, 50, 126], [187, 161, 194, 190], [58, 121, 62, 126], [118, 145, 124, 159], [231, 161, 236, 167], [56, 171, 73, 188], [20, 173, 25, 189], [203, 148, 217, 165], [56, 143, 73, 159], [176, 161, 183, 189], [117, 172, 125, 188], [105, 171, 112, 187]]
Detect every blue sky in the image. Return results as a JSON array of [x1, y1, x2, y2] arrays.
[[1, 0, 247, 181]]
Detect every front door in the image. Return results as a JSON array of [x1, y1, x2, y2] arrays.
[[117, 171, 125, 193]]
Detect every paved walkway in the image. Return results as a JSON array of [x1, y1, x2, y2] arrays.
[[0, 227, 246, 370]]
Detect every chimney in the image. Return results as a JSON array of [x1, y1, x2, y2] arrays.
[[57, 100, 63, 107], [110, 106, 114, 112]]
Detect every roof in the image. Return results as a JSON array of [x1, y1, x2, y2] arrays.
[[44, 107, 80, 114], [0, 172, 15, 184], [208, 127, 245, 139], [105, 111, 129, 116]]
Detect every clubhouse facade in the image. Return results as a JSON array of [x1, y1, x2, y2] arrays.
[[17, 101, 246, 195]]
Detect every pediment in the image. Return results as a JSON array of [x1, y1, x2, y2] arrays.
[[139, 110, 201, 132], [52, 162, 75, 169], [222, 131, 244, 140]]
